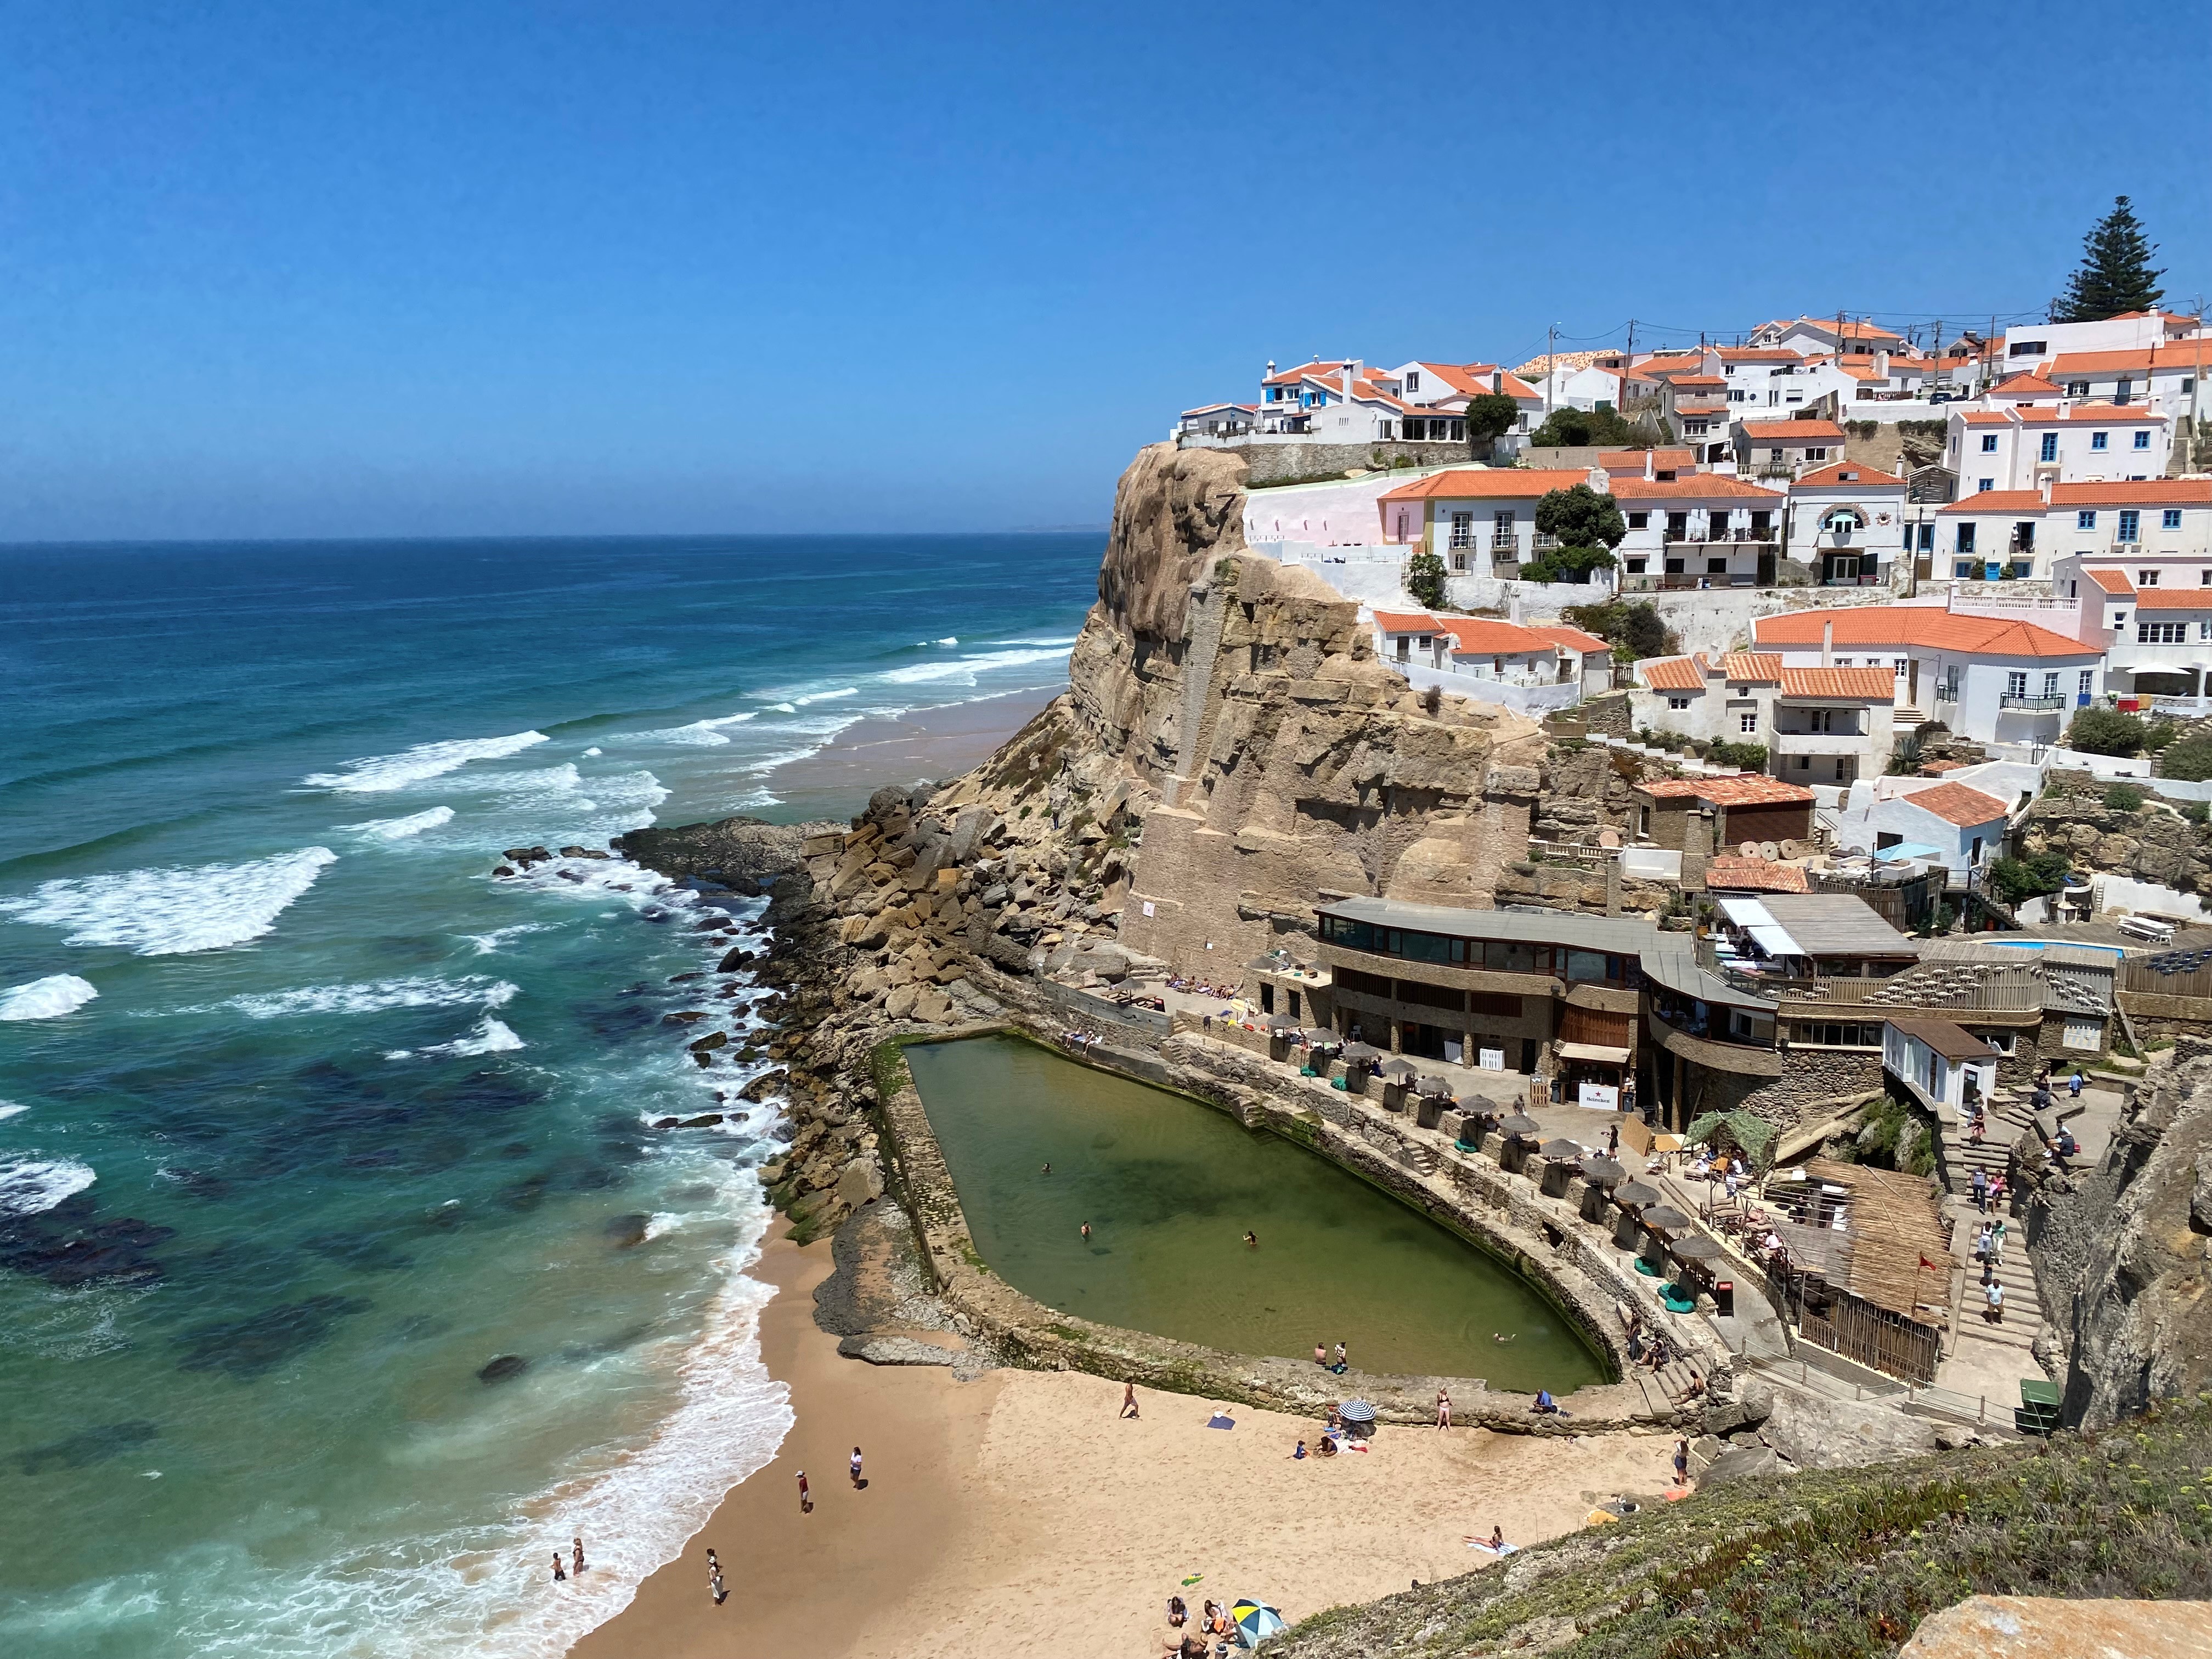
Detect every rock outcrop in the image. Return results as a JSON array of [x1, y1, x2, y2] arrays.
[[2029, 1040, 2212, 1428], [2016, 774, 2212, 898]]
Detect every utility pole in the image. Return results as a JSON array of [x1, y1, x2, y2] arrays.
[[2192, 294, 2205, 470], [1983, 313, 1998, 396], [1546, 323, 1557, 415]]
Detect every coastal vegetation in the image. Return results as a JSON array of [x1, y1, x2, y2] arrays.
[[1276, 1396, 2212, 1658]]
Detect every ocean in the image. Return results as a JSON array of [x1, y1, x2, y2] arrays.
[[0, 533, 1100, 1657]]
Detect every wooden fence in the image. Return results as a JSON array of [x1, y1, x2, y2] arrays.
[[1763, 1262, 1943, 1384], [2120, 958, 2212, 1001]]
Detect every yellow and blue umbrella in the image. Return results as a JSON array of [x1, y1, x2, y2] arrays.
[[1231, 1598, 1286, 1647]]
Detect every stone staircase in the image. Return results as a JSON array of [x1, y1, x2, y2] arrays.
[[1934, 1094, 2034, 1199], [1946, 1203, 2042, 1354]]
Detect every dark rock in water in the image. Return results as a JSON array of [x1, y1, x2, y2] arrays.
[[727, 875, 764, 898], [423, 1200, 465, 1229], [738, 1069, 787, 1102], [557, 868, 586, 882], [668, 971, 704, 983], [0, 1202, 174, 1289], [16, 1420, 160, 1475], [689, 1030, 728, 1053], [691, 1051, 715, 1068], [717, 946, 757, 972], [302, 1232, 414, 1272], [496, 1173, 552, 1212], [651, 1116, 681, 1129], [603, 1213, 651, 1248], [175, 1294, 374, 1380], [639, 907, 671, 922], [492, 865, 515, 878], [677, 1113, 725, 1129], [477, 1354, 531, 1385], [693, 916, 728, 931], [501, 848, 534, 862], [662, 1011, 708, 1024], [559, 845, 590, 857]]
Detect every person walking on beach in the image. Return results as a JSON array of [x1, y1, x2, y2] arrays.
[[1435, 1389, 1452, 1429], [550, 1552, 567, 1583], [797, 1470, 811, 1513], [572, 1537, 585, 1578], [706, 1548, 725, 1604], [1121, 1380, 1139, 1419], [1672, 1437, 1690, 1487], [1971, 1166, 1988, 1214], [850, 1446, 864, 1488]]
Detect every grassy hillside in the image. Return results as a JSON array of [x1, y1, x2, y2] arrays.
[[1273, 1397, 2212, 1658]]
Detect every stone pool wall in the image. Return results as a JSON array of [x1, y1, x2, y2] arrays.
[[872, 1019, 1745, 1436]]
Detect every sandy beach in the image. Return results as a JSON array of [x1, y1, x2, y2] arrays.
[[761, 689, 1060, 822], [575, 1220, 1683, 1659]]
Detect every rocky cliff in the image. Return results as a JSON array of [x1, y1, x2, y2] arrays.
[[2028, 1040, 2212, 1428]]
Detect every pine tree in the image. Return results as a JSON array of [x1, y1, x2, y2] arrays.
[[2053, 196, 2166, 322]]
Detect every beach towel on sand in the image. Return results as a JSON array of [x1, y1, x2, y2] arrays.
[[1205, 1413, 1235, 1430]]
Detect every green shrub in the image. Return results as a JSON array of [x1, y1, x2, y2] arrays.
[[1520, 545, 1617, 584], [2180, 799, 2209, 824], [1888, 735, 1923, 775], [1989, 850, 2073, 902], [1709, 741, 1769, 770], [2104, 783, 2146, 812], [1562, 599, 1676, 661], [1528, 404, 1639, 448], [2145, 720, 2179, 752], [1404, 550, 1447, 608], [2160, 735, 2212, 781], [2066, 707, 2147, 756]]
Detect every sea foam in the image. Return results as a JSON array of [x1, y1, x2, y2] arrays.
[[209, 977, 517, 1020], [0, 1156, 97, 1216], [0, 1102, 29, 1121], [0, 974, 100, 1020], [304, 731, 548, 793], [877, 642, 1074, 686], [339, 806, 456, 840], [386, 1016, 526, 1061], [0, 849, 337, 956]]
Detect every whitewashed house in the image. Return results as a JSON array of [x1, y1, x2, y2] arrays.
[[1832, 778, 2013, 883], [1611, 476, 1787, 589], [1751, 317, 1908, 358], [1177, 402, 1257, 438], [1786, 460, 1908, 586], [1716, 346, 1808, 413], [1373, 467, 1596, 577], [1736, 419, 1847, 482], [1883, 1018, 2001, 1117], [1946, 403, 2172, 495], [1369, 609, 1454, 669], [1950, 477, 2212, 584], [1749, 603, 2103, 748]]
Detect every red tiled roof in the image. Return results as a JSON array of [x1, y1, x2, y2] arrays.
[[1901, 782, 2008, 827], [1181, 402, 1258, 416], [1723, 652, 1784, 682], [1779, 667, 1897, 699], [1668, 375, 1727, 390], [1376, 468, 1591, 502], [1751, 607, 2098, 660], [1442, 618, 1556, 656], [2052, 479, 2212, 507], [2019, 402, 2165, 424], [1742, 420, 1846, 442], [1526, 624, 1612, 654], [1703, 857, 1811, 893], [1792, 461, 1904, 490], [1638, 775, 1818, 806], [1370, 610, 1444, 633], [2047, 346, 2196, 376], [1640, 654, 1710, 691], [1265, 360, 1347, 386], [1609, 476, 1787, 501], [2084, 569, 2135, 594], [2130, 590, 2212, 611], [1990, 373, 2064, 398], [1939, 490, 2048, 514], [1959, 410, 2018, 426], [1596, 448, 1697, 472], [1717, 346, 1804, 363]]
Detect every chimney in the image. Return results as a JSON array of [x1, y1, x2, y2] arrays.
[[1588, 466, 1611, 492], [1645, 449, 1656, 481], [1875, 349, 1890, 378], [1822, 619, 1834, 666], [1508, 592, 1523, 625], [2040, 475, 2053, 504], [1266, 359, 1276, 378]]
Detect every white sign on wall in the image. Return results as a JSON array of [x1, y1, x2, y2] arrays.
[[1578, 1082, 1620, 1111]]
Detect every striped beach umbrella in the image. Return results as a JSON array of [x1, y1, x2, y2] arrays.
[[1230, 1598, 1287, 1647]]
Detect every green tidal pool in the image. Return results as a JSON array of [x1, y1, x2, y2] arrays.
[[902, 1035, 1605, 1392]]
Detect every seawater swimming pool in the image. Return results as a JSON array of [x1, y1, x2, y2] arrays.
[[902, 1035, 1605, 1391]]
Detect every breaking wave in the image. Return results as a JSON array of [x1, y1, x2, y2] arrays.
[[0, 849, 337, 956], [303, 731, 548, 793], [0, 974, 100, 1021], [340, 806, 456, 840], [0, 1157, 97, 1216]]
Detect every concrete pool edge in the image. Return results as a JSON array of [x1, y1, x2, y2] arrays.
[[868, 1023, 1739, 1435]]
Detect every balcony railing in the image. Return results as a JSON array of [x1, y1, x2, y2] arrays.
[[1999, 693, 2068, 710]]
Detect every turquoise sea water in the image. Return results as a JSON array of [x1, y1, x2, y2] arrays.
[[0, 534, 1099, 1657]]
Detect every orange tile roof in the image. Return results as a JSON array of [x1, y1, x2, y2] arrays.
[[1376, 468, 1592, 502], [1717, 346, 1804, 363], [2052, 479, 2212, 507], [1779, 667, 1897, 699], [1742, 420, 1846, 442], [1181, 402, 1258, 416], [1265, 360, 1347, 386], [1751, 607, 2097, 660], [1526, 624, 1612, 654], [1596, 448, 1697, 472], [1792, 461, 1904, 489], [1959, 410, 2018, 426], [1902, 782, 2008, 827], [1442, 618, 1557, 656], [1609, 476, 1787, 501], [1990, 373, 2064, 398], [2047, 346, 2195, 376], [1637, 356, 1709, 380], [1638, 775, 1818, 806], [1370, 610, 1445, 633], [2084, 569, 2135, 594], [1703, 857, 1811, 893], [1640, 654, 1711, 691], [2019, 402, 2165, 425], [1723, 652, 1784, 682], [2130, 590, 2212, 611], [1939, 490, 2048, 514], [1668, 375, 1727, 390]]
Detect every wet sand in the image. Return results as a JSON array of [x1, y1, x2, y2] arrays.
[[576, 1222, 1684, 1659], [759, 689, 1058, 822]]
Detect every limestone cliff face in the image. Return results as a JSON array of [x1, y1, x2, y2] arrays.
[[962, 443, 1550, 972], [2030, 1042, 2212, 1428]]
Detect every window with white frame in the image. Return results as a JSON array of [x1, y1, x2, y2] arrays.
[[2079, 669, 2094, 696], [1667, 696, 1689, 710], [2198, 621, 2212, 642], [2138, 621, 2187, 644], [2066, 380, 2090, 396], [2005, 670, 2027, 696], [2043, 671, 2060, 697], [1740, 712, 1757, 732], [2139, 569, 2158, 585], [1894, 658, 1908, 676], [1450, 511, 1472, 549]]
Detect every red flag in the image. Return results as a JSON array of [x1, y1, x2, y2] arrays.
[[1918, 1254, 1943, 1271]]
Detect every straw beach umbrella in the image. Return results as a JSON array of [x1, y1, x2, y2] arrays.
[[1670, 1234, 1723, 1261], [1641, 1205, 1694, 1233], [1613, 1179, 1663, 1207], [1540, 1138, 1584, 1161], [1379, 1056, 1419, 1079], [1266, 1013, 1301, 1031], [1581, 1156, 1627, 1185], [1498, 1112, 1541, 1138], [1415, 1075, 1452, 1097]]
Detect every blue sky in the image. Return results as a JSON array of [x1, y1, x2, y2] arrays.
[[2, 1, 2207, 541]]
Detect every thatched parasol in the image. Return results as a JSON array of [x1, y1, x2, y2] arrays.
[[1669, 1234, 1723, 1260], [1581, 1156, 1627, 1184], [1613, 1179, 1664, 1206], [1498, 1113, 1541, 1138], [1341, 1041, 1383, 1064], [1415, 1075, 1453, 1097], [1379, 1057, 1419, 1078], [1540, 1138, 1585, 1160], [1641, 1205, 1694, 1232]]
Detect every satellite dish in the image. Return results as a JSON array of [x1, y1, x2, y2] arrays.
[[1760, 841, 1780, 860], [1598, 828, 1621, 848], [1739, 840, 1760, 859], [1779, 839, 1802, 859]]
